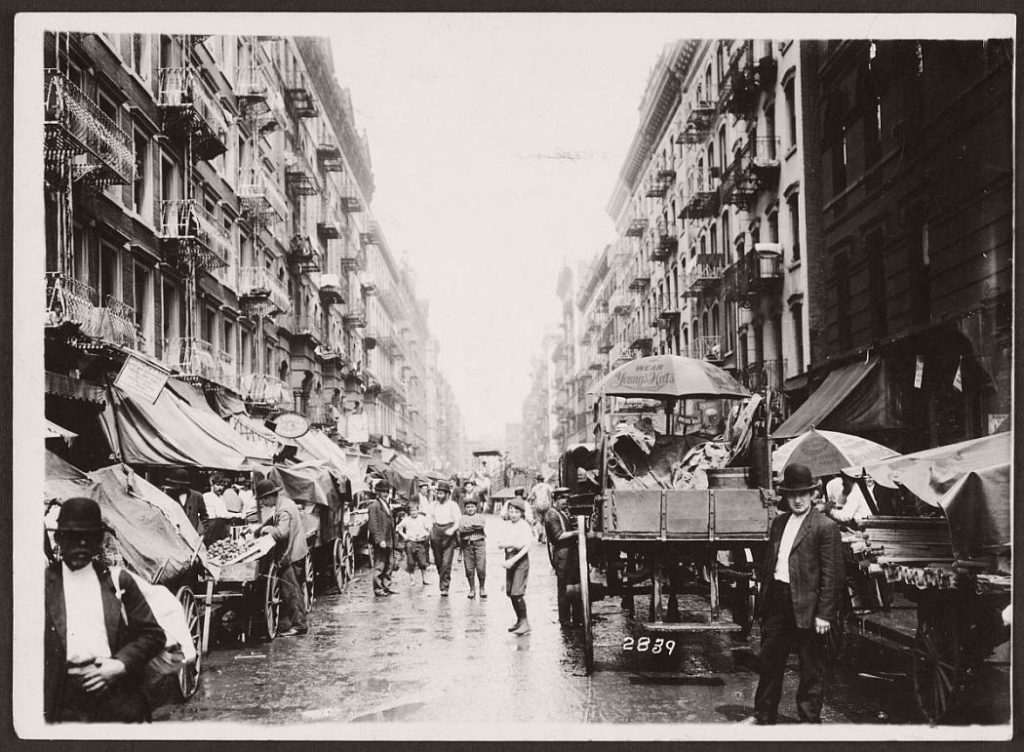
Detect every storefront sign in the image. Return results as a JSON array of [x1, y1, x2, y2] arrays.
[[346, 411, 369, 443], [114, 353, 170, 404], [271, 411, 310, 439]]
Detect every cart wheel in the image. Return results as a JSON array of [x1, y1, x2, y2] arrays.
[[261, 562, 282, 640], [302, 552, 315, 610], [576, 516, 594, 675], [912, 594, 964, 724], [333, 531, 355, 592], [175, 586, 201, 701]]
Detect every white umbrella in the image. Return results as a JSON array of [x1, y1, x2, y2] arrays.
[[772, 429, 899, 476]]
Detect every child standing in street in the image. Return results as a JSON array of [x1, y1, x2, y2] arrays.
[[458, 498, 487, 598], [396, 501, 431, 585], [500, 497, 533, 635]]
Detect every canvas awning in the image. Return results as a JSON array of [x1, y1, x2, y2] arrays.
[[46, 419, 78, 443], [294, 430, 368, 494], [45, 371, 106, 405], [209, 389, 247, 418], [99, 384, 274, 470], [772, 359, 888, 439]]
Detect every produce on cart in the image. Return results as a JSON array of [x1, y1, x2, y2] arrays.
[[43, 451, 206, 702], [840, 431, 1011, 724]]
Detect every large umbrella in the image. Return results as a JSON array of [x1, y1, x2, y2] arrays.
[[772, 429, 899, 476], [490, 487, 517, 500], [596, 354, 750, 400]]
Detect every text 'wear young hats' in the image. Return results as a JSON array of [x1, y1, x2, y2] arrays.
[[56, 497, 114, 534], [777, 463, 818, 494], [254, 479, 282, 499]]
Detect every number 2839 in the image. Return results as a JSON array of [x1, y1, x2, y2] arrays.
[[622, 637, 675, 655]]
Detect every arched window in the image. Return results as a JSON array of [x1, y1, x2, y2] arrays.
[[711, 304, 720, 337]]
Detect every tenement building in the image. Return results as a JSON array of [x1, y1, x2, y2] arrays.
[[43, 31, 460, 468]]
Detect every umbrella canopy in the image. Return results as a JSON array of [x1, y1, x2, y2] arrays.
[[596, 354, 750, 400], [490, 487, 517, 500], [772, 429, 899, 476]]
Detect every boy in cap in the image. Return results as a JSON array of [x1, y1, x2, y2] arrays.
[[458, 497, 487, 598], [45, 498, 166, 722], [747, 463, 843, 725], [396, 499, 431, 585], [498, 496, 533, 635]]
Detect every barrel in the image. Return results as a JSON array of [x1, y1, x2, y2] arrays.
[[706, 467, 750, 489]]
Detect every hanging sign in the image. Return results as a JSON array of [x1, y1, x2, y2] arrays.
[[913, 356, 924, 389], [346, 411, 369, 443], [270, 411, 310, 439], [114, 353, 170, 404]]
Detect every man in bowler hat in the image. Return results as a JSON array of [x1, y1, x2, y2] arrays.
[[44, 497, 166, 722], [748, 463, 844, 724], [366, 480, 397, 596], [256, 479, 309, 636]]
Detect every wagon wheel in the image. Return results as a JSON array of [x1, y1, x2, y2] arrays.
[[260, 561, 282, 640], [912, 594, 964, 724], [333, 531, 355, 592], [302, 552, 315, 610], [174, 586, 202, 701], [576, 515, 594, 675]]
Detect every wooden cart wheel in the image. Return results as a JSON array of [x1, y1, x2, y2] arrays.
[[302, 552, 315, 610], [175, 586, 201, 701], [734, 575, 757, 638], [262, 561, 282, 640], [333, 531, 355, 592], [576, 515, 594, 675], [912, 594, 964, 724]]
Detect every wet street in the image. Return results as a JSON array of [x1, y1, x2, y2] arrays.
[[155, 536, 1010, 728]]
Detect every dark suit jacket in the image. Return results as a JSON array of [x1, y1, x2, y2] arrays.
[[366, 497, 396, 548], [757, 508, 844, 629], [44, 562, 166, 722]]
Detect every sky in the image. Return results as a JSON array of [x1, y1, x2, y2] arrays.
[[324, 15, 688, 439]]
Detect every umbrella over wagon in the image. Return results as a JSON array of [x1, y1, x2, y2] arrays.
[[771, 429, 899, 477], [595, 353, 750, 400]]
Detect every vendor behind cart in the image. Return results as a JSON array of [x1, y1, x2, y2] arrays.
[[255, 479, 309, 637]]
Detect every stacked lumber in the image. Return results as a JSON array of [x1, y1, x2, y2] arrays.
[[860, 517, 953, 562]]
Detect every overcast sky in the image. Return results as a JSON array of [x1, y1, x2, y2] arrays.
[[325, 15, 693, 439]]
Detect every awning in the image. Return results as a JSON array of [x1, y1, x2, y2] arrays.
[[99, 384, 274, 470], [772, 359, 886, 440], [45, 371, 106, 405], [209, 390, 247, 418], [294, 429, 368, 494], [45, 419, 78, 443], [230, 414, 298, 452]]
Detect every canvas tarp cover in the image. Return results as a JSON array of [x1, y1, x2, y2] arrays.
[[295, 430, 368, 494], [368, 455, 417, 500], [849, 432, 1011, 558], [268, 461, 342, 513], [209, 389, 247, 418], [772, 359, 895, 439], [100, 384, 273, 469], [44, 453, 204, 584]]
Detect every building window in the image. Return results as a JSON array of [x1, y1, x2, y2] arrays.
[[162, 279, 181, 342], [787, 193, 800, 262], [791, 300, 804, 372], [205, 306, 219, 346], [784, 77, 797, 149], [720, 210, 731, 262], [835, 249, 851, 348], [710, 225, 718, 257], [767, 210, 779, 244], [866, 229, 887, 339], [132, 128, 150, 217], [224, 318, 236, 362], [134, 262, 154, 354], [128, 34, 150, 81], [159, 153, 179, 204], [99, 241, 120, 303], [863, 44, 883, 167]]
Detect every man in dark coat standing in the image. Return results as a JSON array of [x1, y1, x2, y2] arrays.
[[45, 497, 166, 723], [749, 463, 844, 724], [256, 479, 309, 636], [543, 487, 581, 626], [367, 480, 397, 596], [163, 467, 207, 538]]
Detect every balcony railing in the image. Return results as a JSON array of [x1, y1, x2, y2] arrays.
[[625, 320, 653, 353], [317, 219, 341, 239], [677, 97, 716, 144], [627, 261, 651, 291], [317, 141, 344, 172], [277, 314, 325, 344], [237, 266, 290, 315], [234, 64, 269, 102], [340, 178, 363, 213], [238, 174, 289, 224], [283, 71, 319, 119], [681, 254, 726, 297], [44, 69, 134, 186], [651, 219, 678, 261], [719, 149, 757, 210], [625, 217, 648, 238], [748, 136, 781, 184], [609, 290, 633, 316], [317, 273, 345, 305], [288, 234, 322, 273], [338, 243, 366, 272], [342, 305, 367, 329], [742, 359, 786, 392], [162, 337, 233, 387], [609, 341, 640, 367], [156, 67, 229, 161], [157, 199, 231, 270], [240, 372, 292, 408], [45, 272, 96, 329], [687, 335, 723, 362], [285, 150, 322, 196], [721, 42, 778, 117], [680, 167, 720, 220], [724, 246, 784, 304]]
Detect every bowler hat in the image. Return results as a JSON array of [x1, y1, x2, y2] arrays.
[[165, 467, 191, 487], [513, 487, 526, 497], [374, 480, 392, 494], [56, 497, 113, 534], [778, 463, 818, 494], [254, 479, 281, 499], [507, 497, 526, 512], [553, 486, 571, 499], [435, 480, 451, 493]]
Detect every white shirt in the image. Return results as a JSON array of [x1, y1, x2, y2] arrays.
[[397, 514, 431, 542], [62, 563, 112, 664], [829, 480, 875, 522], [773, 511, 809, 583], [430, 499, 462, 528], [498, 518, 534, 551], [529, 482, 552, 505]]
